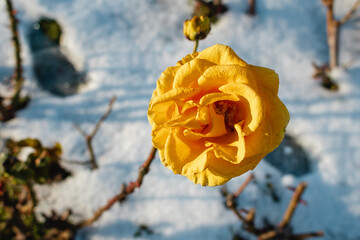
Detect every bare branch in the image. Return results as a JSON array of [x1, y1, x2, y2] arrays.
[[223, 180, 323, 239], [233, 173, 253, 198], [258, 230, 277, 240], [73, 124, 87, 138], [78, 147, 157, 228], [339, 0, 360, 26], [222, 174, 256, 229], [74, 96, 116, 170], [4, 0, 24, 105], [278, 181, 307, 229], [293, 231, 324, 239], [89, 96, 116, 139]]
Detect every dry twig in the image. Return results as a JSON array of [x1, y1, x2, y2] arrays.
[[321, 0, 360, 69], [74, 96, 116, 170], [222, 174, 256, 227], [278, 182, 307, 229], [223, 179, 323, 239], [78, 147, 157, 228], [339, 0, 360, 25]]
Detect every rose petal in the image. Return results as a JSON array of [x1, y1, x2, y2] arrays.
[[185, 168, 229, 186], [196, 105, 210, 125], [181, 149, 210, 176], [199, 92, 239, 106], [243, 119, 272, 158], [206, 152, 265, 183], [186, 149, 256, 186], [244, 86, 289, 157], [183, 104, 227, 140], [198, 65, 258, 92], [149, 87, 199, 107], [152, 126, 171, 150], [260, 86, 290, 151], [205, 122, 245, 164], [164, 109, 202, 130], [196, 44, 247, 67], [219, 83, 264, 135], [177, 52, 199, 66], [155, 66, 180, 95], [173, 58, 215, 88], [181, 100, 198, 113], [164, 129, 205, 174], [148, 100, 179, 126], [149, 88, 200, 126], [249, 65, 279, 95]]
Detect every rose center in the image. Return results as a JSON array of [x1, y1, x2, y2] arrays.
[[214, 100, 243, 132]]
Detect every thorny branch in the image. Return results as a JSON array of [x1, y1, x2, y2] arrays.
[[78, 147, 157, 228], [74, 96, 116, 170], [5, 0, 23, 101], [223, 178, 323, 239], [1, 0, 29, 122]]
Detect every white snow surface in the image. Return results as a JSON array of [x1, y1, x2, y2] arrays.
[[1, 0, 360, 239]]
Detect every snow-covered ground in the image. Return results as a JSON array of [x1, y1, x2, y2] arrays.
[[1, 0, 360, 239]]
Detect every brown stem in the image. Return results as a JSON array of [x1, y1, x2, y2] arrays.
[[222, 174, 260, 235], [323, 0, 339, 69], [247, 0, 256, 16], [224, 180, 322, 239], [90, 96, 116, 139], [5, 0, 24, 106], [293, 231, 324, 239], [245, 208, 255, 223], [258, 230, 277, 240], [85, 136, 98, 170], [134, 146, 157, 186], [329, 21, 339, 70], [229, 205, 247, 222], [233, 173, 253, 198], [78, 147, 157, 228], [74, 96, 116, 170], [278, 181, 307, 229], [322, 0, 360, 69]]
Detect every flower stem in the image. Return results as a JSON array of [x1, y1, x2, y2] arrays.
[[193, 40, 199, 54]]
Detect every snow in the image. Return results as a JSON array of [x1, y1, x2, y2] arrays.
[[1, 0, 360, 239]]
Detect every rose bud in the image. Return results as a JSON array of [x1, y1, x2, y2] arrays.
[[183, 16, 211, 41]]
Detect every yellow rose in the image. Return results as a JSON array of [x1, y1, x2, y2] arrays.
[[148, 44, 290, 186]]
